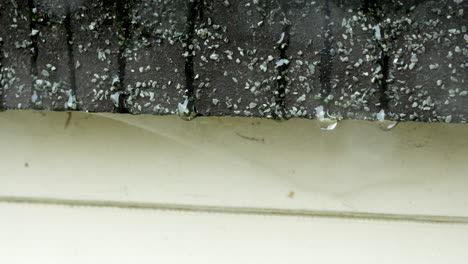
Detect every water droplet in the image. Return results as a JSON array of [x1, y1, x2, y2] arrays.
[[317, 119, 338, 131], [379, 121, 398, 131]]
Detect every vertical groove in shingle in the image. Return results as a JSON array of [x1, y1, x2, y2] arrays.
[[27, 0, 39, 109], [272, 0, 290, 120], [318, 0, 333, 101], [379, 53, 390, 110], [0, 37, 4, 111], [182, 0, 203, 118], [114, 0, 131, 113], [64, 2, 77, 110], [0, 1, 4, 110], [360, 0, 389, 112]]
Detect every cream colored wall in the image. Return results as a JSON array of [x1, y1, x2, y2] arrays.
[[1, 110, 468, 263], [1, 110, 468, 218], [1, 202, 468, 264]]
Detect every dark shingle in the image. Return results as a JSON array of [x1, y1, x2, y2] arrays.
[[285, 1, 383, 120], [192, 0, 282, 118], [1, 0, 467, 123], [384, 0, 468, 122], [123, 0, 186, 115], [70, 0, 119, 113], [0, 0, 33, 110], [33, 0, 73, 110]]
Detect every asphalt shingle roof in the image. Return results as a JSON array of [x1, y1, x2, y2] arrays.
[[1, 0, 467, 122]]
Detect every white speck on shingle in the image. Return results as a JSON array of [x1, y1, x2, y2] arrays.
[[373, 25, 381, 40], [296, 94, 306, 103], [275, 59, 289, 67], [277, 32, 285, 44], [97, 49, 106, 61], [375, 65, 382, 73], [89, 22, 96, 30], [112, 76, 119, 86], [409, 54, 418, 70], [209, 53, 220, 61]]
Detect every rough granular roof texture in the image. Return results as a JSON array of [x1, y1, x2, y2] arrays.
[[1, 0, 467, 122]]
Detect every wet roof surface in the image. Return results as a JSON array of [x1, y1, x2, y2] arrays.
[[1, 0, 467, 122]]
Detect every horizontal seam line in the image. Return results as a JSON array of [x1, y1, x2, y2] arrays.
[[0, 195, 467, 225]]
